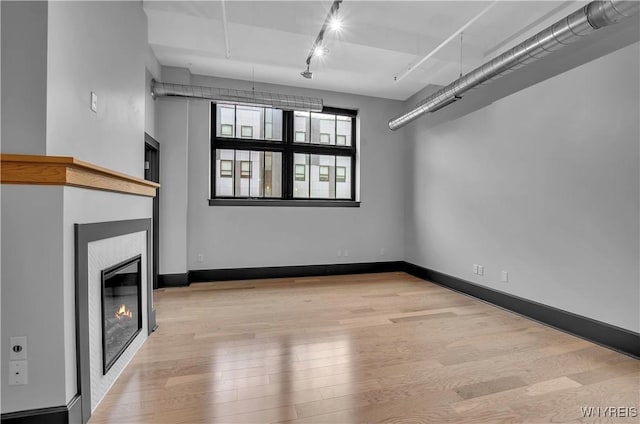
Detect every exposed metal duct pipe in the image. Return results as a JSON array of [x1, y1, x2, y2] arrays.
[[389, 0, 639, 130], [151, 80, 323, 112]]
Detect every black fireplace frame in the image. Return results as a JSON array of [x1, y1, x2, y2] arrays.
[[100, 254, 143, 375]]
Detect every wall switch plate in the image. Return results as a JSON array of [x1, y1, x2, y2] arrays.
[[9, 360, 28, 385], [501, 271, 509, 282], [9, 336, 27, 360], [473, 264, 478, 274], [478, 265, 484, 276], [90, 91, 98, 113]]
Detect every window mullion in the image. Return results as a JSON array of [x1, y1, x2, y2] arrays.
[[351, 114, 356, 201], [211, 104, 217, 198], [232, 149, 236, 198], [284, 110, 294, 199], [333, 156, 337, 200]]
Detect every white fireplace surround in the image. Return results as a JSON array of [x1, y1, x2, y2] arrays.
[[87, 231, 148, 411]]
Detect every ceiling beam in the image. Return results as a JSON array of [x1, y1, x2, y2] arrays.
[[220, 0, 231, 58], [393, 1, 498, 84]]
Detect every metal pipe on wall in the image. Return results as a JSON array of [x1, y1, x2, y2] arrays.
[[151, 80, 323, 112], [388, 0, 640, 131]]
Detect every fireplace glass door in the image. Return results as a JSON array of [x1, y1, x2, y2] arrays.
[[101, 255, 142, 374]]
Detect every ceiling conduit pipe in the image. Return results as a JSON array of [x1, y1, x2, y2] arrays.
[[151, 80, 324, 112], [388, 0, 640, 131]]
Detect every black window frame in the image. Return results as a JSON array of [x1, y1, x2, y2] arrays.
[[210, 104, 358, 207]]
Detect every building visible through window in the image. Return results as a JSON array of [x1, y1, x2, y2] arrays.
[[295, 164, 306, 181], [220, 160, 233, 178], [212, 103, 356, 203], [240, 161, 252, 178]]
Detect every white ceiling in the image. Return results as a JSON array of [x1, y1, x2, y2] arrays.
[[144, 1, 588, 101]]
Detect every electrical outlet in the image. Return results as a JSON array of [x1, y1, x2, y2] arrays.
[[501, 270, 509, 283], [473, 264, 478, 274], [337, 249, 342, 257], [478, 265, 484, 276], [9, 361, 28, 385], [9, 336, 27, 360], [197, 254, 204, 263], [90, 91, 98, 113], [380, 248, 385, 256], [344, 249, 349, 257]]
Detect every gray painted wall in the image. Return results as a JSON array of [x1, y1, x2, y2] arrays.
[[0, 1, 48, 154], [155, 70, 406, 273], [156, 67, 190, 275], [404, 41, 640, 332], [1, 186, 66, 411], [46, 1, 147, 178], [145, 70, 157, 139], [145, 45, 161, 139], [1, 1, 153, 414]]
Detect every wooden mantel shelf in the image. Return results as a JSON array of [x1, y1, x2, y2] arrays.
[[0, 154, 159, 197]]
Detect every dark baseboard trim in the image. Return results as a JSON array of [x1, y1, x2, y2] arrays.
[[402, 262, 640, 359], [1, 394, 81, 424], [189, 261, 404, 283], [158, 273, 189, 287]]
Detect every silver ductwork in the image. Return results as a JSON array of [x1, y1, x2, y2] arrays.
[[151, 80, 323, 112], [389, 0, 640, 130]]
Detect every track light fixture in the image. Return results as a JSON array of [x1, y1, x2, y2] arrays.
[[313, 45, 328, 57], [300, 64, 313, 79], [301, 0, 342, 79], [329, 15, 342, 32]]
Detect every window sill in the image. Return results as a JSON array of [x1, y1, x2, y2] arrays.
[[208, 198, 360, 207]]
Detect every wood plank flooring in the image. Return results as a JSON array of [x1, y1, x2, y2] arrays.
[[89, 272, 639, 423]]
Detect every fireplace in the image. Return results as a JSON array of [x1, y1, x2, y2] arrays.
[[101, 255, 142, 374]]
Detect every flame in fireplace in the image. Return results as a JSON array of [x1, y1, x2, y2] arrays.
[[114, 304, 133, 320]]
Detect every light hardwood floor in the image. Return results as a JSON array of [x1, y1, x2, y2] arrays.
[[89, 272, 639, 423]]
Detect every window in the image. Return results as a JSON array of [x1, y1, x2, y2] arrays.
[[211, 103, 357, 205], [319, 133, 330, 144], [295, 164, 306, 181], [265, 108, 274, 140], [221, 124, 233, 137], [319, 166, 330, 182], [220, 160, 233, 178], [240, 161, 252, 178]]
